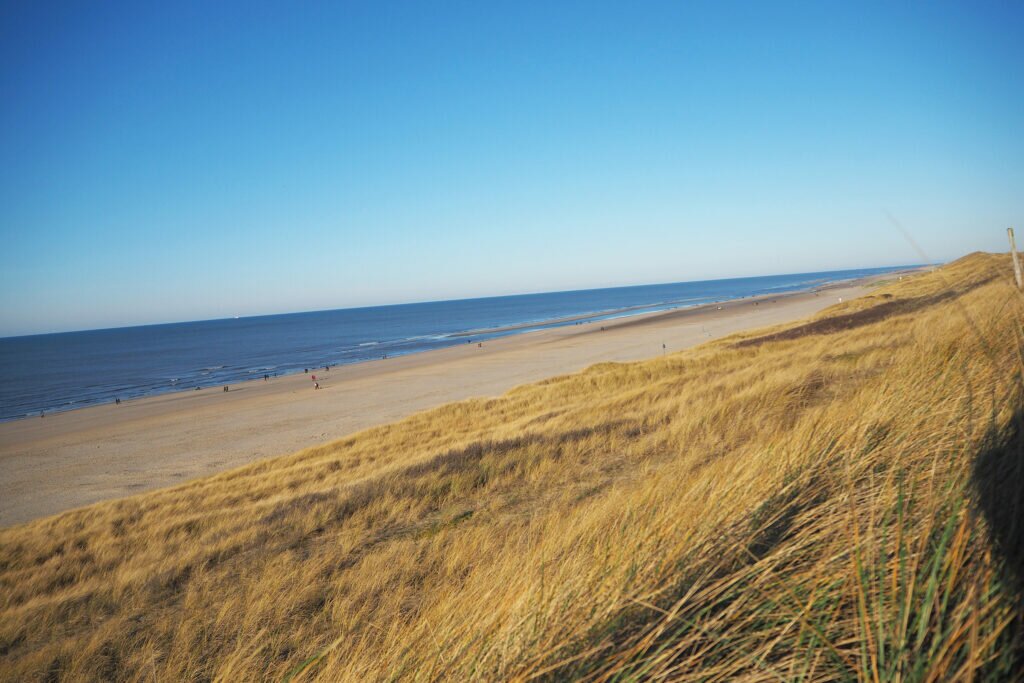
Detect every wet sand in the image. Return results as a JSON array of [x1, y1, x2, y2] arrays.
[[0, 279, 885, 526]]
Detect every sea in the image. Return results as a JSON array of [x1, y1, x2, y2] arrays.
[[0, 266, 914, 422]]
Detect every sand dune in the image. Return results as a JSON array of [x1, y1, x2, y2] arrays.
[[0, 279, 884, 525]]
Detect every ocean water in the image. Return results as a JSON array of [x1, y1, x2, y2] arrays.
[[0, 266, 912, 421]]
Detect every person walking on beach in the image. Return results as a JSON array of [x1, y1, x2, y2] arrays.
[[314, 382, 320, 390]]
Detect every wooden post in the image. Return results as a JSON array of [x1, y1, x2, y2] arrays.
[[1009, 227, 1023, 290]]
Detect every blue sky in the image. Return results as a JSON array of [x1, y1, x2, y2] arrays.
[[1, 1, 1021, 336]]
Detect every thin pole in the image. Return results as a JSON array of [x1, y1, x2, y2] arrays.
[[1008, 227, 1023, 290]]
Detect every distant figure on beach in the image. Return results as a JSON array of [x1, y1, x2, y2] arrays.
[[324, 365, 329, 371], [263, 374, 268, 381], [314, 382, 320, 390], [223, 386, 229, 392], [115, 397, 121, 405], [477, 342, 482, 348], [311, 374, 316, 381], [304, 368, 308, 374]]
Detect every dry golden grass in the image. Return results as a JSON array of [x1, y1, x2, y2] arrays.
[[1, 252, 1022, 682]]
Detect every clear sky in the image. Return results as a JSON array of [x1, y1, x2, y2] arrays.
[[1, 1, 1021, 336]]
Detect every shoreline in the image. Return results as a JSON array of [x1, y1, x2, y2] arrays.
[[2, 272, 898, 425], [0, 271, 910, 526]]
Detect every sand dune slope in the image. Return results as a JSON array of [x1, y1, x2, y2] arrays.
[[0, 253, 1020, 682]]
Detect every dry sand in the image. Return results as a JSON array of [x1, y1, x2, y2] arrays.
[[0, 279, 886, 526]]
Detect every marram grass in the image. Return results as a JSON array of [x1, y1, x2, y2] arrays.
[[1, 252, 1021, 682]]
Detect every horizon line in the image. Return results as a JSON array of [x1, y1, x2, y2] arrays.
[[0, 261, 931, 340]]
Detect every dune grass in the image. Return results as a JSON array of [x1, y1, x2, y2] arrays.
[[1, 252, 1021, 682]]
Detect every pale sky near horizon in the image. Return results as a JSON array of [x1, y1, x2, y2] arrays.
[[1, 1, 1021, 336]]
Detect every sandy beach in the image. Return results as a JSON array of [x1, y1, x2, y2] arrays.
[[0, 278, 888, 526]]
